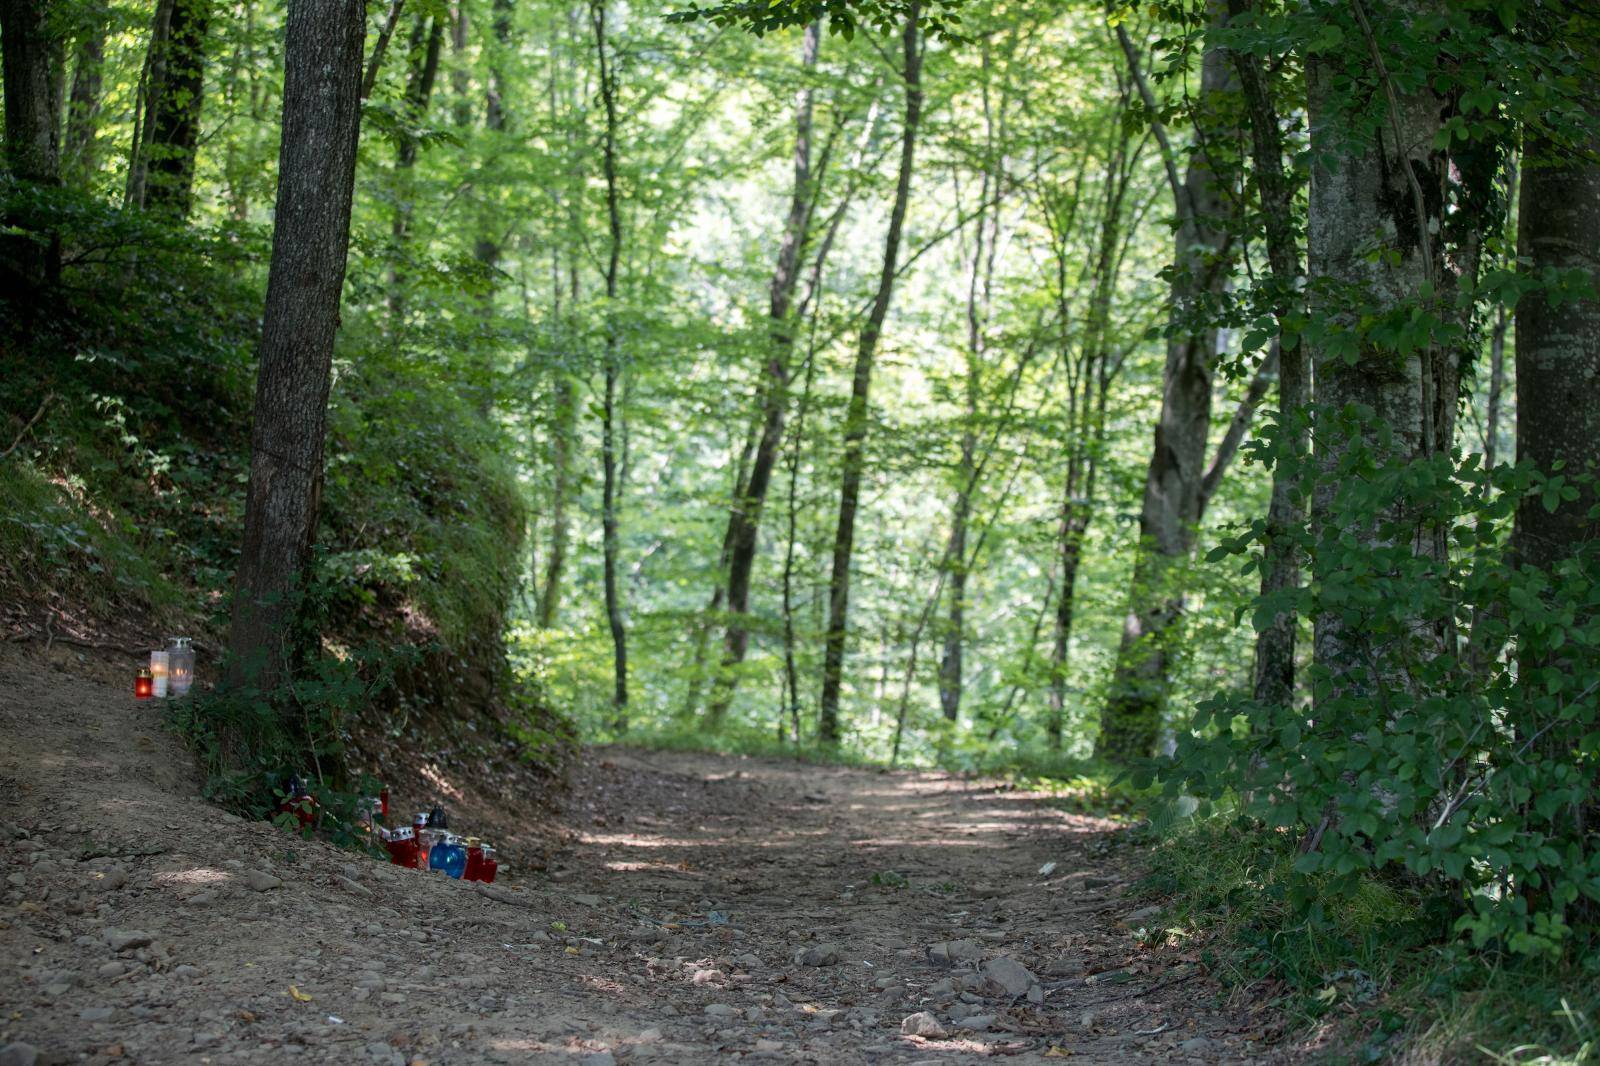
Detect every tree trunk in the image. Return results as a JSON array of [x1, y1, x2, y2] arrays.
[[1514, 108, 1600, 569], [537, 373, 578, 627], [1484, 160, 1518, 470], [1097, 4, 1236, 762], [1230, 0, 1309, 712], [1306, 1, 1452, 707], [1, 0, 63, 290], [63, 14, 105, 182], [704, 21, 822, 727], [143, 0, 210, 217], [817, 5, 922, 745], [224, 0, 366, 698], [591, 0, 628, 725], [388, 15, 444, 324]]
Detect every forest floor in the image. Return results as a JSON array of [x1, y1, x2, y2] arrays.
[[0, 645, 1295, 1065]]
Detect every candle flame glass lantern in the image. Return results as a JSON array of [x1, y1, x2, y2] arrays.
[[167, 636, 195, 697], [150, 650, 170, 698], [134, 668, 154, 700]]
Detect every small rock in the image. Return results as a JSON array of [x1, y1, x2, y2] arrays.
[[98, 960, 127, 978], [1179, 1037, 1217, 1053], [962, 1014, 997, 1030], [634, 1028, 662, 1044], [926, 939, 983, 967], [579, 1054, 615, 1066], [982, 957, 1039, 999], [43, 982, 71, 997], [186, 890, 218, 906], [703, 1004, 739, 1018], [104, 929, 153, 951], [0, 1042, 40, 1066], [692, 969, 723, 986], [1045, 958, 1084, 977], [336, 876, 372, 898], [795, 944, 840, 967], [900, 1011, 947, 1038], [80, 1006, 116, 1023], [1124, 905, 1162, 924], [246, 870, 283, 892], [754, 1039, 784, 1052], [173, 965, 202, 979], [570, 893, 603, 907]]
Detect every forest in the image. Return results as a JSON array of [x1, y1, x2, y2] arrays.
[[2, 0, 1599, 1059]]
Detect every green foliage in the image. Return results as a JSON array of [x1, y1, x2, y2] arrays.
[[1168, 411, 1600, 958], [168, 640, 410, 815], [1150, 814, 1600, 1062]]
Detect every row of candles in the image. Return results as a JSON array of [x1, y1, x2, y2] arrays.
[[134, 637, 196, 699]]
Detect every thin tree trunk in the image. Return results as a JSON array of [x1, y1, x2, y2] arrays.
[[143, 0, 210, 217], [469, 0, 514, 413], [538, 12, 585, 629], [125, 0, 175, 211], [537, 373, 578, 626], [224, 0, 366, 701], [388, 16, 444, 324], [705, 21, 823, 726], [1484, 161, 1517, 470], [817, 5, 923, 744], [1229, 0, 1309, 711], [1, 0, 64, 289], [591, 0, 628, 725], [938, 40, 1002, 724], [63, 15, 105, 182], [362, 0, 407, 99], [1098, 3, 1236, 762]]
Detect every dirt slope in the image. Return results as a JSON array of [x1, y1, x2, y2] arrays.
[[0, 647, 1287, 1064]]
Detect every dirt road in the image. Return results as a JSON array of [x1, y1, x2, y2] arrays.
[[0, 647, 1282, 1064]]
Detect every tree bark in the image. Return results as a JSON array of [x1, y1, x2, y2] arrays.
[[1, 0, 63, 289], [63, 14, 105, 182], [1306, 0, 1452, 708], [1229, 0, 1308, 712], [591, 0, 628, 725], [388, 15, 444, 323], [1098, 3, 1236, 762], [225, 0, 366, 697], [1514, 103, 1600, 570], [705, 21, 823, 727], [818, 5, 922, 744], [143, 0, 211, 217]]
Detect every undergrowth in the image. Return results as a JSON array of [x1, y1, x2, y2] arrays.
[[1145, 814, 1600, 1063]]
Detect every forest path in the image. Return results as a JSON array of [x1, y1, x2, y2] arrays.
[[0, 646, 1284, 1065]]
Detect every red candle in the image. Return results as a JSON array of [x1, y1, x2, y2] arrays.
[[134, 669, 154, 700]]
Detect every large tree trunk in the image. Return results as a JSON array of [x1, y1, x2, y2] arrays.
[[1514, 109, 1600, 569], [63, 14, 105, 182], [1306, 2, 1451, 708], [1097, 5, 1236, 762], [817, 5, 922, 744], [1512, 76, 1600, 847], [1229, 0, 1309, 711], [142, 0, 210, 217], [591, 0, 628, 725], [704, 21, 822, 727], [225, 0, 366, 697], [1, 0, 63, 290]]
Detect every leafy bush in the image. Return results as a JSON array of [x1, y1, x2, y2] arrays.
[[1165, 408, 1600, 958]]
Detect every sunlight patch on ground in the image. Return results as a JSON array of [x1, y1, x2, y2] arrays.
[[151, 867, 232, 887], [419, 762, 465, 802]]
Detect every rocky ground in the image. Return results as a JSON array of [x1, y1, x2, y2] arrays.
[[0, 644, 1290, 1064]]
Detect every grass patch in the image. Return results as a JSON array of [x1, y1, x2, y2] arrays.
[[1145, 815, 1600, 1063]]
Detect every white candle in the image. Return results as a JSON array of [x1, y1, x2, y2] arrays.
[[150, 651, 170, 698]]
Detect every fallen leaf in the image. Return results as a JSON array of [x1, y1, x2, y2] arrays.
[[288, 985, 312, 1002]]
